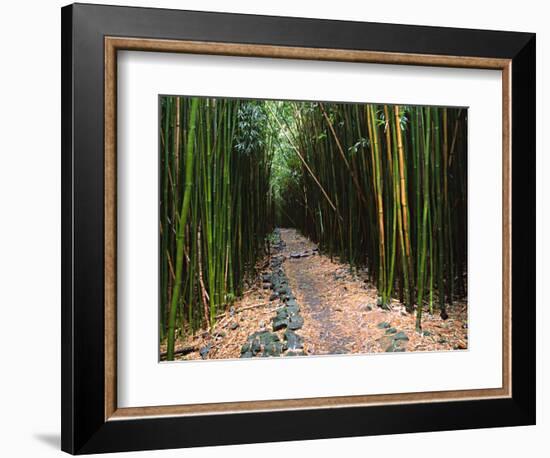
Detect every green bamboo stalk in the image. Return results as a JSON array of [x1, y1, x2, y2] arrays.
[[433, 108, 447, 320], [167, 97, 199, 361], [160, 97, 172, 341], [416, 107, 431, 331]]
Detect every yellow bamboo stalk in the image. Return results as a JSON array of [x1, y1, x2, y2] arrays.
[[394, 105, 412, 259], [383, 106, 394, 177], [367, 105, 387, 298]]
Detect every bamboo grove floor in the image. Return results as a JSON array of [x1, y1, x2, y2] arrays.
[[161, 228, 468, 361]]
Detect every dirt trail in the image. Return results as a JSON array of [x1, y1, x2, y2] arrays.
[[279, 228, 358, 354]]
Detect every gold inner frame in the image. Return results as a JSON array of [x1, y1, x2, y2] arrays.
[[104, 36, 512, 421]]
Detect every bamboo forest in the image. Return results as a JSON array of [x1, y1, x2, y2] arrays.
[[159, 96, 468, 361]]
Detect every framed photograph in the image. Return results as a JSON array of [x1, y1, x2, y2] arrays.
[[61, 3, 536, 454]]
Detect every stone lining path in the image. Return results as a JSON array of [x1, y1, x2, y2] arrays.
[[240, 229, 307, 358]]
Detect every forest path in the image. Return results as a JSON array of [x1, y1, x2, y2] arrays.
[[279, 228, 380, 355]]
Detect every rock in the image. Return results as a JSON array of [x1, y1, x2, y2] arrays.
[[229, 306, 235, 317], [377, 321, 391, 329], [385, 327, 397, 335], [199, 344, 211, 359], [365, 304, 374, 311], [275, 308, 289, 320], [278, 286, 291, 296], [248, 331, 280, 346], [262, 342, 283, 357], [259, 320, 266, 328], [230, 321, 239, 330], [393, 332, 409, 341], [288, 314, 304, 330], [246, 331, 281, 354], [285, 351, 306, 356], [272, 317, 288, 331], [250, 338, 262, 355], [290, 252, 301, 259], [262, 282, 271, 290], [261, 273, 271, 282], [262, 333, 280, 345], [284, 329, 304, 350], [286, 303, 300, 315]]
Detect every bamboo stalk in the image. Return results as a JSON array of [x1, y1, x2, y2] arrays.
[[416, 107, 431, 331], [167, 97, 199, 361]]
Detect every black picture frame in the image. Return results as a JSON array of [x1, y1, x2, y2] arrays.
[[61, 3, 535, 454]]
